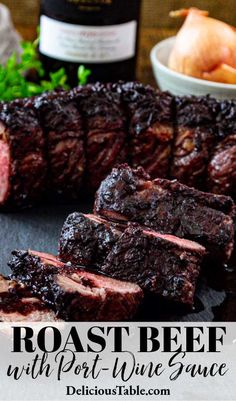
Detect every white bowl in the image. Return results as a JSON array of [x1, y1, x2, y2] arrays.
[[150, 36, 236, 99]]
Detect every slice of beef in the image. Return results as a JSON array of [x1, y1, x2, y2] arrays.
[[120, 82, 174, 178], [72, 83, 127, 191], [101, 224, 205, 305], [0, 99, 47, 209], [59, 212, 122, 267], [94, 164, 235, 263], [33, 90, 85, 198], [171, 96, 217, 189], [58, 212, 204, 305], [9, 250, 143, 321], [207, 100, 236, 199], [0, 275, 60, 321]]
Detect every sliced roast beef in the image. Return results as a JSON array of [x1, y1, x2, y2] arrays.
[[0, 99, 47, 209], [59, 212, 122, 267], [101, 224, 205, 305], [0, 275, 60, 321], [95, 164, 235, 262], [9, 250, 143, 321], [34, 90, 85, 198], [207, 100, 236, 198], [171, 96, 217, 189], [58, 212, 205, 304], [120, 82, 174, 178], [72, 83, 127, 191]]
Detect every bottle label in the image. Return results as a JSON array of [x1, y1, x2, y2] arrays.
[[39, 16, 137, 63]]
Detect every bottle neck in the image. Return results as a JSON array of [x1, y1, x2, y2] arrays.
[[40, 0, 141, 25]]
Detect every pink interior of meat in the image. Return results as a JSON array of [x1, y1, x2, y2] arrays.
[[85, 213, 124, 232], [21, 297, 41, 305], [0, 275, 9, 293], [100, 210, 129, 222], [58, 269, 141, 295], [142, 229, 205, 252], [0, 140, 10, 203], [85, 213, 110, 225], [29, 250, 64, 267], [56, 274, 105, 298], [74, 269, 141, 294], [30, 250, 141, 295]]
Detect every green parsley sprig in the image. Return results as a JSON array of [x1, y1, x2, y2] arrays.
[[0, 34, 91, 101]]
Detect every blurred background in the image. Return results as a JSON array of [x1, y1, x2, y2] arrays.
[[2, 0, 235, 85]]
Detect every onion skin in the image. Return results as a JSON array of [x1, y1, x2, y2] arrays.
[[168, 8, 236, 84]]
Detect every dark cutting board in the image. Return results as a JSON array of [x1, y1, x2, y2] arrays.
[[0, 201, 235, 322]]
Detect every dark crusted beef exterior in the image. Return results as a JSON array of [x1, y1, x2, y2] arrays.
[[101, 224, 205, 305], [95, 164, 235, 262], [9, 250, 143, 321], [171, 96, 218, 188], [1, 84, 236, 209], [0, 275, 59, 321], [72, 83, 127, 191], [59, 211, 204, 305], [0, 99, 47, 209], [119, 82, 174, 178], [59, 213, 122, 267], [34, 90, 85, 198], [207, 100, 236, 198]]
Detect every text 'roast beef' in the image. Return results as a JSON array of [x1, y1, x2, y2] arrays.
[[9, 250, 143, 321], [0, 275, 60, 321], [59, 212, 205, 305], [0, 99, 47, 209], [94, 164, 235, 263]]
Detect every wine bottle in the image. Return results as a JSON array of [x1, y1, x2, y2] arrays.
[[39, 0, 141, 85]]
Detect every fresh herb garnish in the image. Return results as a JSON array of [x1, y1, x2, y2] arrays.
[[77, 65, 92, 86], [0, 34, 91, 101]]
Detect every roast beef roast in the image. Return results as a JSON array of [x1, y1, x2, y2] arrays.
[[72, 83, 127, 191], [0, 275, 60, 321], [9, 250, 143, 321], [207, 99, 236, 198], [1, 83, 236, 208], [33, 90, 85, 198], [171, 96, 217, 189], [95, 164, 235, 263], [101, 223, 205, 305], [59, 212, 122, 267], [119, 82, 174, 178], [0, 99, 46, 209]]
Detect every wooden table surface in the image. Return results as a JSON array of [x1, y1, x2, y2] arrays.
[[137, 27, 176, 86]]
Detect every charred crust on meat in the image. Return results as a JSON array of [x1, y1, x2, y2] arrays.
[[59, 212, 122, 267], [0, 99, 47, 209], [9, 250, 143, 321], [95, 164, 235, 263], [101, 223, 205, 305]]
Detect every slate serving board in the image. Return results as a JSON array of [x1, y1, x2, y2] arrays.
[[0, 200, 235, 322]]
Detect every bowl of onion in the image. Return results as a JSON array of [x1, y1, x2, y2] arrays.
[[150, 8, 236, 99]]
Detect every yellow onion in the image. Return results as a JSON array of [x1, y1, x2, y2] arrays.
[[168, 8, 236, 84]]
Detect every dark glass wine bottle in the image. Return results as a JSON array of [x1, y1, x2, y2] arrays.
[[39, 0, 141, 85]]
